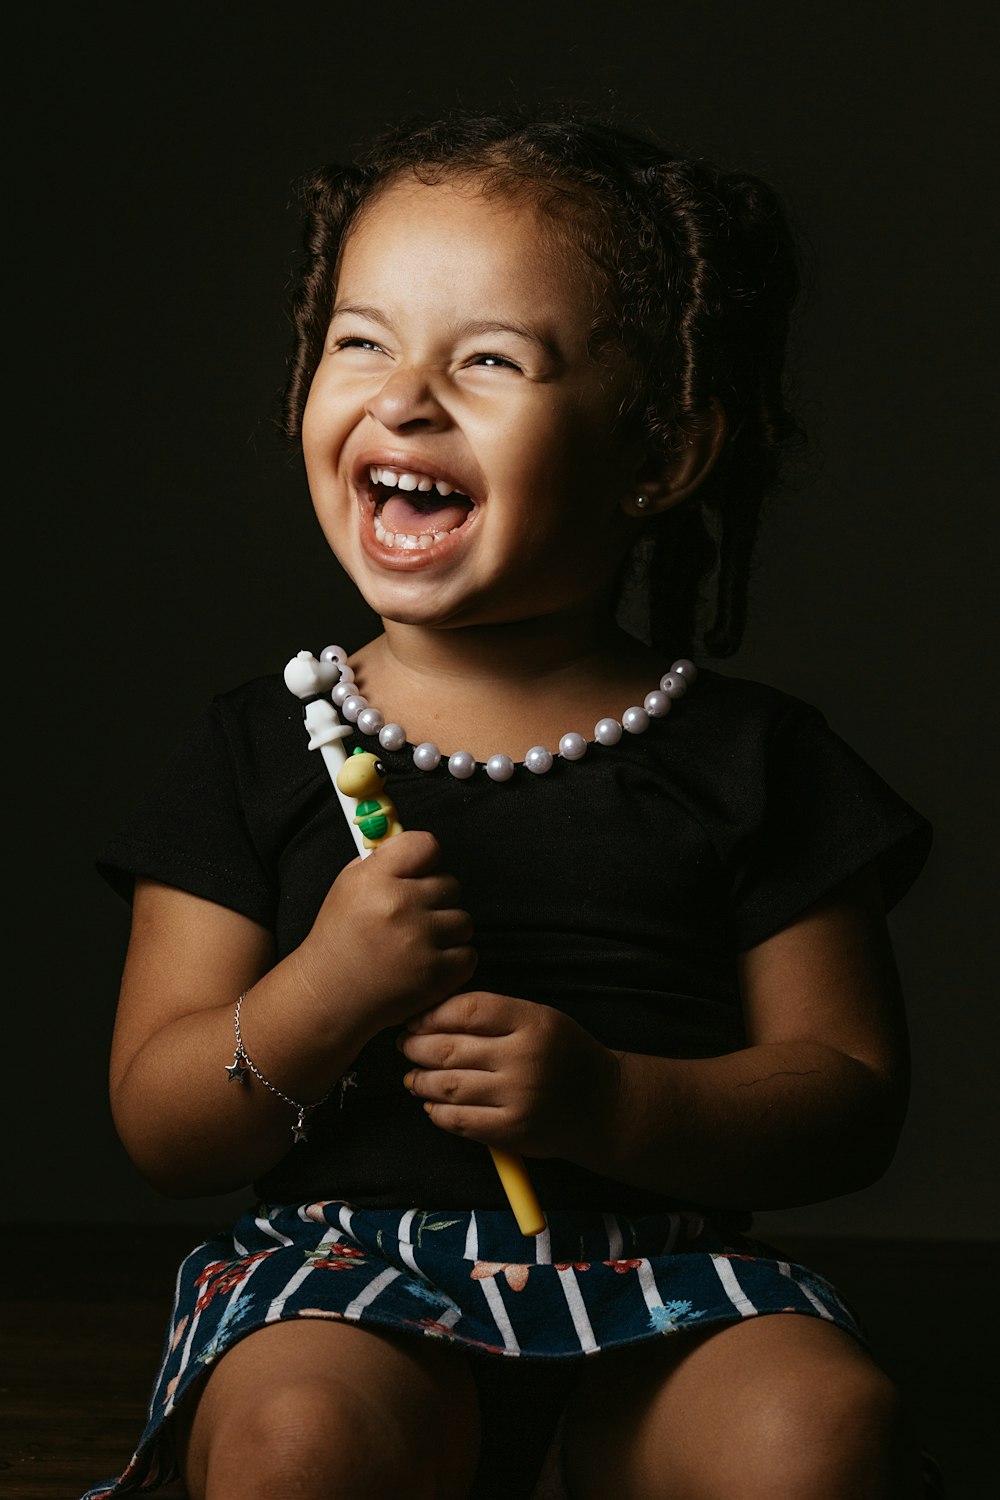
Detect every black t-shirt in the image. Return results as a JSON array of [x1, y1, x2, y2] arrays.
[[97, 668, 931, 1213]]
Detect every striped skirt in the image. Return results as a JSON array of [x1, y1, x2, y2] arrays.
[[81, 1198, 863, 1497]]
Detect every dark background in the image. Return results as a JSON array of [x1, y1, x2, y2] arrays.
[[12, 1, 997, 1252]]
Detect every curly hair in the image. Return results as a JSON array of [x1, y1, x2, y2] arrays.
[[279, 108, 804, 657]]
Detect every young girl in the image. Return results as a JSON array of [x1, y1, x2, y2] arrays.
[[86, 109, 935, 1500]]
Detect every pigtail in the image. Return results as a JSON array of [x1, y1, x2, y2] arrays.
[[280, 163, 372, 442], [633, 159, 803, 657]]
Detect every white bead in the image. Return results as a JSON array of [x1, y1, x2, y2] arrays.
[[594, 717, 622, 746], [660, 672, 687, 698], [644, 690, 671, 718], [332, 681, 353, 707], [524, 745, 553, 774], [337, 664, 355, 683], [320, 645, 347, 663], [413, 741, 441, 771], [357, 707, 384, 735], [622, 706, 650, 735], [341, 694, 368, 723], [671, 658, 698, 682], [485, 753, 515, 782], [447, 750, 476, 779], [559, 732, 587, 761], [379, 723, 406, 752]]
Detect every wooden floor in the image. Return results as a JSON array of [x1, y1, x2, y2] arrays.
[[1, 1227, 994, 1498]]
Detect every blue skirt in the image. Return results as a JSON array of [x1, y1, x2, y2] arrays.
[[81, 1198, 863, 1497]]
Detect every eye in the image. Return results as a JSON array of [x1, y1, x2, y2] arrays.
[[469, 352, 521, 370], [335, 336, 385, 354]]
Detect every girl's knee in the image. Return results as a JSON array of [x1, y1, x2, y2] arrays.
[[564, 1320, 922, 1500], [182, 1321, 480, 1500], [744, 1356, 916, 1495], [208, 1380, 414, 1498]]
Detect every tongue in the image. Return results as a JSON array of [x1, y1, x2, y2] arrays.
[[381, 493, 472, 536]]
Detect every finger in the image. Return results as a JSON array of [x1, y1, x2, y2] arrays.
[[408, 991, 516, 1036], [430, 909, 475, 948], [420, 874, 464, 911], [399, 1029, 496, 1071], [419, 1100, 511, 1144], [367, 828, 441, 877], [403, 1067, 502, 1107]]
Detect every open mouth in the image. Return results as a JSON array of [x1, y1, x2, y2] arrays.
[[366, 465, 476, 551]]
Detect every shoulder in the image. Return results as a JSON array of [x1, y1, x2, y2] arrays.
[[680, 666, 824, 734], [643, 666, 829, 797]]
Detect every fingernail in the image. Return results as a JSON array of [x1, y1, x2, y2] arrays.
[[403, 1071, 415, 1091]]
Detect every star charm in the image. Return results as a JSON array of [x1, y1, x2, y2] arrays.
[[226, 1054, 248, 1083]]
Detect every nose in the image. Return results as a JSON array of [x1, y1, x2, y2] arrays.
[[364, 364, 448, 433]]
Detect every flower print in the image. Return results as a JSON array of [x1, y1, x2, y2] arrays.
[[193, 1250, 272, 1311], [169, 1313, 190, 1352], [410, 1317, 458, 1339], [305, 1200, 342, 1223], [195, 1297, 256, 1364], [413, 1211, 462, 1249], [554, 1262, 591, 1273], [648, 1299, 706, 1334], [471, 1260, 531, 1291], [403, 1317, 508, 1355], [305, 1242, 366, 1271], [603, 1258, 644, 1275], [406, 1278, 459, 1309]]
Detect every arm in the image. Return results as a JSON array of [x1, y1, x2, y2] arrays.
[[400, 866, 911, 1211], [593, 866, 910, 1207], [110, 831, 476, 1197]]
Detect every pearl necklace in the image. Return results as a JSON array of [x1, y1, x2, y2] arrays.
[[317, 645, 698, 782]]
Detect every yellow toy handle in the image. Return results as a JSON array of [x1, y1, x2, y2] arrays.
[[489, 1147, 546, 1237]]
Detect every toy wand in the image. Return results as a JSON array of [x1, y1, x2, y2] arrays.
[[284, 649, 546, 1238]]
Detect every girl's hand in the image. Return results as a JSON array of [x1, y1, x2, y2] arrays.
[[398, 991, 620, 1161], [298, 831, 477, 1037]]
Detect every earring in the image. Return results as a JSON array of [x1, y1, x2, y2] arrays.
[[635, 494, 650, 509]]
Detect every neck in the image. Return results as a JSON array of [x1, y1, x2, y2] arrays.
[[344, 611, 664, 764], [374, 610, 636, 689]]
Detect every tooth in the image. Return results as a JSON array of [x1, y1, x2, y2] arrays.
[[417, 534, 433, 548], [382, 469, 399, 485], [369, 465, 381, 484], [397, 473, 419, 491], [384, 530, 396, 545], [417, 477, 434, 491], [434, 480, 454, 496], [433, 531, 448, 541]]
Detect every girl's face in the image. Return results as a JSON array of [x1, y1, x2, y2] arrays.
[[302, 177, 644, 634]]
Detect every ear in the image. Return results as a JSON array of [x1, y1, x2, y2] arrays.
[[621, 400, 728, 518]]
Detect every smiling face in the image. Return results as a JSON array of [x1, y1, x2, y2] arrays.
[[301, 176, 645, 634]]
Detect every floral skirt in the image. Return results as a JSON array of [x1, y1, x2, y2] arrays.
[[81, 1198, 864, 1497]]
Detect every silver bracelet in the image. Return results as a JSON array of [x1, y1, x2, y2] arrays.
[[225, 991, 333, 1143]]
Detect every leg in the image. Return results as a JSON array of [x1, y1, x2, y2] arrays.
[[561, 1314, 925, 1500], [176, 1317, 480, 1500]]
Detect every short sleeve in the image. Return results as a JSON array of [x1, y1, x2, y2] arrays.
[[95, 696, 278, 927], [728, 701, 932, 950]]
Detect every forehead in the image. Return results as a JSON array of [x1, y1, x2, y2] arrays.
[[335, 177, 600, 327]]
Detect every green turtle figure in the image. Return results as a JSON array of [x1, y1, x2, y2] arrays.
[[335, 747, 404, 849]]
